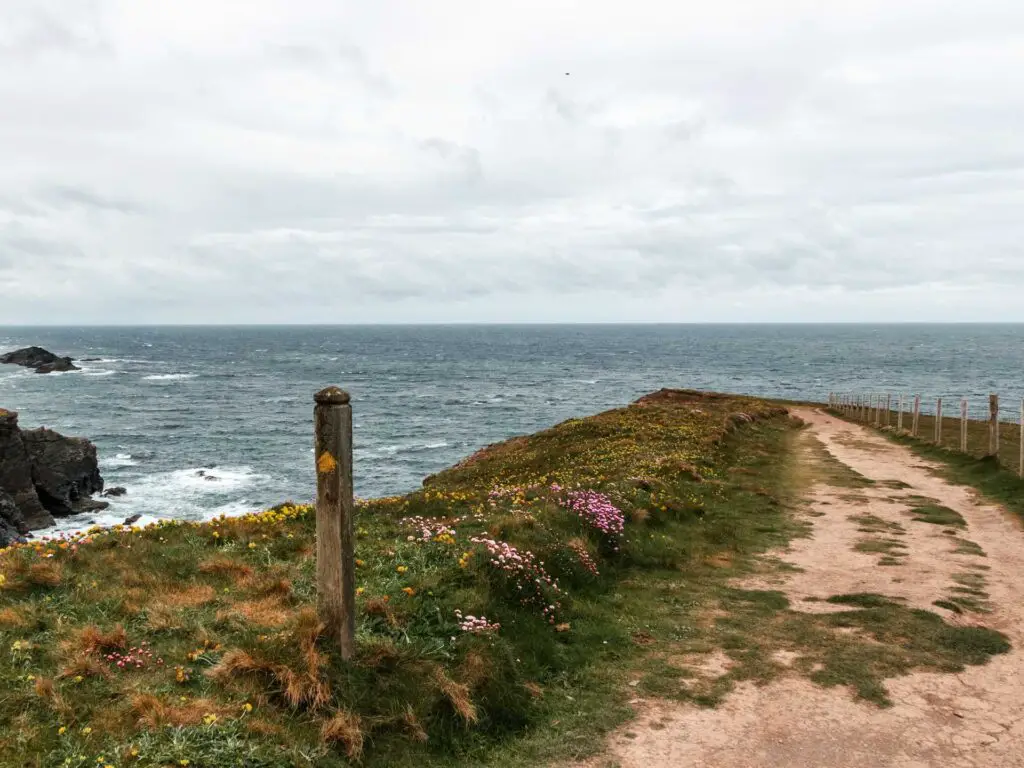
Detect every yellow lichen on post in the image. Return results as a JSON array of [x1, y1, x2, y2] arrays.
[[317, 452, 338, 475]]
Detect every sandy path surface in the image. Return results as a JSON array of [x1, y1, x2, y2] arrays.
[[584, 408, 1024, 768]]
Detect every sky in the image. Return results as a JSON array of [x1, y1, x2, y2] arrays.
[[2, 0, 1023, 324]]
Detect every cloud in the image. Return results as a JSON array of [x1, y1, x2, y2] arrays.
[[1, 0, 1023, 323]]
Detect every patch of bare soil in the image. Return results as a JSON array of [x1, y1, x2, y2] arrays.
[[578, 408, 1024, 768]]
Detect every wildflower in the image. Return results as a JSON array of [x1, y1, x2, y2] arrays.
[[242, 702, 253, 713], [355, 559, 365, 567], [203, 713, 218, 726], [180, 761, 191, 767], [396, 565, 408, 574], [247, 542, 256, 549], [402, 587, 416, 596], [81, 727, 92, 735], [58, 726, 66, 735], [355, 587, 365, 596]]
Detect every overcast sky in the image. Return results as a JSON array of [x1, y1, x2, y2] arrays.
[[2, 1, 1023, 324]]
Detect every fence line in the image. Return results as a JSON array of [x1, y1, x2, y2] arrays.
[[829, 391, 1024, 479]]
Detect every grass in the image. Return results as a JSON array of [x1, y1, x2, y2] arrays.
[[0, 390, 798, 767], [906, 503, 966, 528], [2, 393, 1012, 766]]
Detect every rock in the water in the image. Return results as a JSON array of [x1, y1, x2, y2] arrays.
[[123, 514, 142, 526], [102, 486, 128, 498], [0, 410, 54, 529], [22, 427, 104, 517], [73, 498, 110, 513], [0, 347, 79, 374], [0, 488, 28, 547]]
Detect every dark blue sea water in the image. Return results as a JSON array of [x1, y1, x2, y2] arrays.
[[2, 325, 1022, 535]]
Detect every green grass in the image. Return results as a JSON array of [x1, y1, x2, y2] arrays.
[[906, 503, 966, 528], [2, 395, 1012, 766], [0, 390, 798, 767]]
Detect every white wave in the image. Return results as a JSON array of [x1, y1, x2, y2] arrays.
[[424, 441, 449, 450], [102, 452, 138, 468], [82, 369, 117, 377], [35, 511, 165, 539], [143, 373, 198, 381]]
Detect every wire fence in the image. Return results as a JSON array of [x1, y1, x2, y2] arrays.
[[828, 392, 1024, 478]]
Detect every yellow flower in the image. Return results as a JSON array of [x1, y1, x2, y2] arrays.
[[0, 574, 5, 587], [355, 559, 365, 567], [58, 726, 66, 735], [355, 587, 364, 596], [402, 587, 416, 596], [203, 713, 218, 725], [248, 542, 256, 549], [396, 565, 408, 574], [180, 761, 191, 767], [74, 676, 83, 683], [81, 726, 92, 735], [242, 702, 253, 713]]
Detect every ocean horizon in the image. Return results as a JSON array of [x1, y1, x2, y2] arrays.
[[3, 323, 1023, 536]]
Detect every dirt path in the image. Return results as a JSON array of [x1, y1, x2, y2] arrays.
[[585, 408, 1024, 768]]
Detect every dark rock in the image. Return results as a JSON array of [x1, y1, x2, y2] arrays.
[[22, 427, 104, 517], [80, 358, 102, 362], [0, 488, 28, 547], [204, 475, 219, 482], [72, 498, 110, 513], [123, 514, 142, 526], [102, 486, 128, 498], [0, 347, 79, 374], [0, 410, 54, 529]]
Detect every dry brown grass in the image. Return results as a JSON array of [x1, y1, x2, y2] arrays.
[[198, 556, 253, 580], [0, 605, 31, 629], [208, 621, 332, 712], [433, 667, 478, 724], [131, 694, 232, 728], [217, 597, 292, 628], [33, 677, 73, 720], [160, 583, 217, 608], [321, 710, 364, 758], [26, 560, 62, 587]]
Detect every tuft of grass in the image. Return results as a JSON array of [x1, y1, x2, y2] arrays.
[[907, 503, 966, 528]]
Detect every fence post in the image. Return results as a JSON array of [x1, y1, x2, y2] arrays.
[[873, 395, 880, 426], [989, 394, 999, 458], [885, 394, 891, 427], [935, 397, 943, 445], [897, 394, 904, 432], [960, 399, 968, 452], [912, 395, 921, 437], [314, 386, 356, 660], [1020, 399, 1023, 478]]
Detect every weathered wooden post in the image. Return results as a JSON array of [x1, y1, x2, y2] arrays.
[[314, 386, 356, 660], [935, 397, 943, 445], [960, 399, 968, 453], [912, 395, 921, 437], [885, 394, 892, 427], [897, 394, 904, 432], [873, 395, 881, 426], [988, 394, 999, 458]]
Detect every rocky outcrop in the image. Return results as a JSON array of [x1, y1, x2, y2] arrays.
[[23, 428, 106, 516], [0, 489, 27, 547], [0, 346, 79, 374], [0, 409, 108, 541], [0, 410, 53, 529]]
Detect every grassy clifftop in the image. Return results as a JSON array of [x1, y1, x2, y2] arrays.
[[0, 390, 791, 767]]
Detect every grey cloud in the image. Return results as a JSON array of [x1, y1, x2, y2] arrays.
[[0, 0, 1023, 323]]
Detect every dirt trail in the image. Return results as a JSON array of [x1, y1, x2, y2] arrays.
[[584, 408, 1024, 768]]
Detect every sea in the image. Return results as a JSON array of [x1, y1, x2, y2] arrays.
[[2, 325, 1022, 536]]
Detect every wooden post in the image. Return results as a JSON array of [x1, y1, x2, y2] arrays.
[[897, 394, 904, 432], [912, 395, 921, 437], [885, 394, 891, 427], [960, 399, 968, 452], [1020, 399, 1023, 478], [314, 386, 356, 660], [935, 397, 943, 445], [988, 394, 999, 457], [873, 395, 881, 426]]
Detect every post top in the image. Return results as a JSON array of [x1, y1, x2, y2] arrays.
[[314, 386, 351, 405]]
